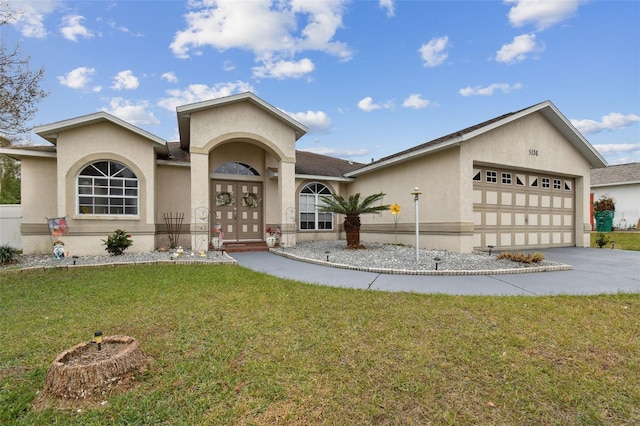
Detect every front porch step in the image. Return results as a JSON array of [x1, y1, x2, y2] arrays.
[[214, 241, 273, 253]]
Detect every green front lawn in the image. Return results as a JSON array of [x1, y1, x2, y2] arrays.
[[590, 231, 640, 250], [1, 265, 639, 424]]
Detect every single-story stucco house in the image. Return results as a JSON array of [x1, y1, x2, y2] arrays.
[[0, 92, 607, 256], [591, 162, 640, 230]]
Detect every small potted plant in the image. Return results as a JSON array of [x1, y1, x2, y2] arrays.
[[265, 226, 280, 248], [593, 195, 615, 232]]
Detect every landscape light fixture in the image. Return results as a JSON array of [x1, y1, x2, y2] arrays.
[[434, 256, 441, 271], [325, 251, 330, 262], [410, 187, 423, 263], [94, 331, 103, 351], [488, 245, 495, 256]]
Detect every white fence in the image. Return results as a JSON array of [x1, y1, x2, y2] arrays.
[[0, 204, 22, 249]]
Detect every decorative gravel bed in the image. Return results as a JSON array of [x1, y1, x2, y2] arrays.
[[2, 241, 571, 274], [0, 250, 235, 271], [273, 241, 571, 274]]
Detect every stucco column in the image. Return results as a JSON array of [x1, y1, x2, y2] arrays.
[[190, 151, 210, 250], [278, 159, 297, 247]]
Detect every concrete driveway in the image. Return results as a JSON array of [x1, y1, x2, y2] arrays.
[[231, 247, 640, 296]]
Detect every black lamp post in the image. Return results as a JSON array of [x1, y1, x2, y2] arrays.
[[94, 331, 103, 351]]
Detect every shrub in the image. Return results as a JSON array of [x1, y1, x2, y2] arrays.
[[593, 195, 615, 212], [0, 244, 20, 264], [595, 233, 610, 248], [496, 251, 544, 264], [102, 229, 133, 256]]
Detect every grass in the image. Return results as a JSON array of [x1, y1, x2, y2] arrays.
[[1, 264, 639, 425], [590, 231, 640, 251]]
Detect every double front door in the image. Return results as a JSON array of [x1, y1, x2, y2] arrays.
[[212, 180, 263, 241]]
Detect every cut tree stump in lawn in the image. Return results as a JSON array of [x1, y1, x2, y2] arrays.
[[35, 335, 151, 409]]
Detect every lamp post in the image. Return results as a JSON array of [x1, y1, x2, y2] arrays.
[[94, 331, 103, 351], [410, 187, 422, 263]]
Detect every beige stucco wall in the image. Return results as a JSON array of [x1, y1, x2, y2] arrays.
[[460, 111, 593, 248], [20, 157, 58, 254], [156, 163, 191, 248]]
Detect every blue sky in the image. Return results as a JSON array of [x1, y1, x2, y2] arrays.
[[4, 0, 640, 165]]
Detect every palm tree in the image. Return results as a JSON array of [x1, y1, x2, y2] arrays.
[[318, 192, 389, 249]]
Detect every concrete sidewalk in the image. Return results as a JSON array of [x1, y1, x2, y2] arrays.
[[231, 247, 640, 296]]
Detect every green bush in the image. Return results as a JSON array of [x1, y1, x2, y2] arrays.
[[102, 229, 133, 255], [0, 244, 20, 264], [595, 233, 610, 248]]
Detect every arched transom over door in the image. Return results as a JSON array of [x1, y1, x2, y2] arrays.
[[212, 162, 263, 242]]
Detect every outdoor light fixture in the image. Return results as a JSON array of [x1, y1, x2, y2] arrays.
[[410, 187, 423, 263], [325, 251, 330, 262], [94, 331, 103, 351], [434, 256, 441, 271], [72, 255, 79, 265], [488, 245, 495, 255]]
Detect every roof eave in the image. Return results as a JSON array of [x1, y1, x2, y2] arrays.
[[0, 147, 57, 160]]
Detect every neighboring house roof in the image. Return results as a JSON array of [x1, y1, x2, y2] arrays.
[[295, 150, 364, 177], [346, 100, 607, 177], [33, 111, 168, 155], [176, 91, 308, 150], [591, 162, 640, 187]]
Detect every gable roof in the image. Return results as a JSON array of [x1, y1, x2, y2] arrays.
[[591, 162, 640, 187], [295, 150, 364, 177], [176, 92, 308, 150], [33, 111, 168, 155], [346, 100, 607, 177]]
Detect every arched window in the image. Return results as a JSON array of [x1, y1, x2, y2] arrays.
[[77, 160, 138, 215], [214, 161, 260, 176], [299, 182, 333, 230]]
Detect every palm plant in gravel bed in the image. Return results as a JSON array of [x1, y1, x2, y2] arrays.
[[318, 192, 389, 249]]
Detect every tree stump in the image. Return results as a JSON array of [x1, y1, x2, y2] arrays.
[[37, 335, 150, 407]]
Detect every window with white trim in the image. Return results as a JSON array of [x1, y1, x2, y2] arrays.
[[472, 169, 481, 182], [553, 178, 561, 189], [299, 183, 333, 230], [77, 161, 138, 215], [486, 170, 497, 183], [542, 177, 550, 188], [501, 172, 512, 185]]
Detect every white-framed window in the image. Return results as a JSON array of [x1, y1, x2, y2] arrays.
[[565, 181, 572, 191], [486, 170, 497, 183], [77, 160, 138, 215], [473, 169, 481, 182], [553, 178, 562, 190], [215, 161, 259, 176], [530, 176, 538, 187], [299, 182, 333, 230], [502, 172, 512, 185], [542, 177, 550, 188], [516, 174, 525, 186]]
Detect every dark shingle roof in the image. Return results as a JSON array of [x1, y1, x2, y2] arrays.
[[591, 162, 640, 185], [295, 150, 364, 177]]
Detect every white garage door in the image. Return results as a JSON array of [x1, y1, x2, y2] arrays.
[[473, 166, 575, 250]]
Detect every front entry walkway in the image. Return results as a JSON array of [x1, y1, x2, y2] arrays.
[[231, 248, 640, 296]]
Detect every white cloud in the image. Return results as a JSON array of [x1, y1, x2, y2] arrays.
[[505, 0, 582, 31], [571, 113, 640, 135], [111, 70, 139, 90], [283, 110, 331, 133], [379, 0, 395, 17], [6, 0, 60, 38], [102, 98, 160, 126], [459, 82, 523, 96], [402, 94, 431, 109], [161, 72, 178, 83], [57, 66, 99, 90], [253, 58, 315, 79], [170, 0, 352, 78], [418, 36, 449, 68], [592, 143, 640, 154], [60, 14, 94, 42], [495, 33, 542, 64], [157, 81, 255, 111], [108, 20, 143, 37]]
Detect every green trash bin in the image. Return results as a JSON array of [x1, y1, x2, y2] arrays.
[[594, 211, 614, 232]]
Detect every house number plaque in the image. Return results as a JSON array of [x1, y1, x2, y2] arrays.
[[529, 149, 539, 156]]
